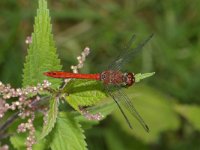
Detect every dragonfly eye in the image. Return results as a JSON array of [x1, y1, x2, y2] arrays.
[[124, 72, 134, 86]]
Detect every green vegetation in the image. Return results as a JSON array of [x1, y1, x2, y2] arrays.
[[0, 0, 200, 149]]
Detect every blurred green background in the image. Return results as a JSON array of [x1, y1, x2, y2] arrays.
[[0, 0, 200, 149]]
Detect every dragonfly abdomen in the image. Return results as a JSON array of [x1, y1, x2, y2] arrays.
[[44, 71, 100, 80]]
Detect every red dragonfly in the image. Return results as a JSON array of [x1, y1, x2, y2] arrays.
[[44, 34, 153, 132]]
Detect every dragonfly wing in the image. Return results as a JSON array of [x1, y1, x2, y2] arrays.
[[108, 34, 153, 71], [116, 87, 149, 132], [107, 34, 136, 70], [106, 84, 149, 132], [105, 85, 133, 129]]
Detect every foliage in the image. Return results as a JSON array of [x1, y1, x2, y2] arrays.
[[175, 104, 200, 131], [22, 0, 62, 88], [112, 85, 180, 143], [10, 129, 48, 150], [135, 72, 155, 83], [39, 96, 58, 140], [50, 113, 87, 150], [0, 0, 200, 149], [64, 79, 106, 111]]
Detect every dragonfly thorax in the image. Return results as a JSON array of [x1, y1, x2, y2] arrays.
[[100, 71, 135, 87]]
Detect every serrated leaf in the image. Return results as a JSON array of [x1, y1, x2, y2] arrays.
[[22, 0, 62, 88], [39, 96, 58, 140], [50, 113, 87, 150], [64, 79, 106, 110], [135, 72, 155, 83], [175, 104, 200, 131]]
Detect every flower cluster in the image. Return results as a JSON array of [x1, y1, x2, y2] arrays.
[[0, 80, 51, 118], [79, 107, 104, 121], [0, 145, 9, 150], [25, 36, 32, 44], [0, 80, 51, 150], [63, 47, 90, 85], [71, 47, 90, 73], [18, 112, 36, 150]]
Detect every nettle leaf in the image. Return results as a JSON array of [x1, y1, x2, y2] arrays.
[[175, 104, 200, 131], [22, 0, 62, 88], [135, 72, 155, 83], [50, 113, 87, 150], [39, 96, 58, 140], [64, 79, 106, 111]]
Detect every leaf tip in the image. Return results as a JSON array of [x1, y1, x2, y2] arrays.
[[135, 72, 155, 83]]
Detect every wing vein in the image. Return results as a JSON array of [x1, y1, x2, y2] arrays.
[[116, 87, 149, 132]]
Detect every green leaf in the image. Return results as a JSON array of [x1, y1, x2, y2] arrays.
[[50, 113, 87, 150], [10, 133, 26, 150], [175, 104, 200, 131], [39, 96, 58, 140], [105, 125, 148, 150], [64, 79, 106, 111], [10, 130, 48, 150], [112, 85, 180, 143], [22, 0, 62, 88], [135, 72, 155, 83]]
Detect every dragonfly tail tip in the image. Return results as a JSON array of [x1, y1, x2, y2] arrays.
[[145, 125, 150, 133]]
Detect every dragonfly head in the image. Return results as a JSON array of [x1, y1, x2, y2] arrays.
[[123, 72, 135, 87]]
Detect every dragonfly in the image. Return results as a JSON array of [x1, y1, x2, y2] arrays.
[[44, 34, 153, 132]]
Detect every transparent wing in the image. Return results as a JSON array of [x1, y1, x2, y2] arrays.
[[117, 87, 149, 132], [105, 85, 133, 129], [107, 34, 136, 70], [105, 85, 149, 132], [108, 34, 153, 71]]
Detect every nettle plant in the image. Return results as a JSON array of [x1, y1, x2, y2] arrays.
[[0, 0, 154, 149]]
